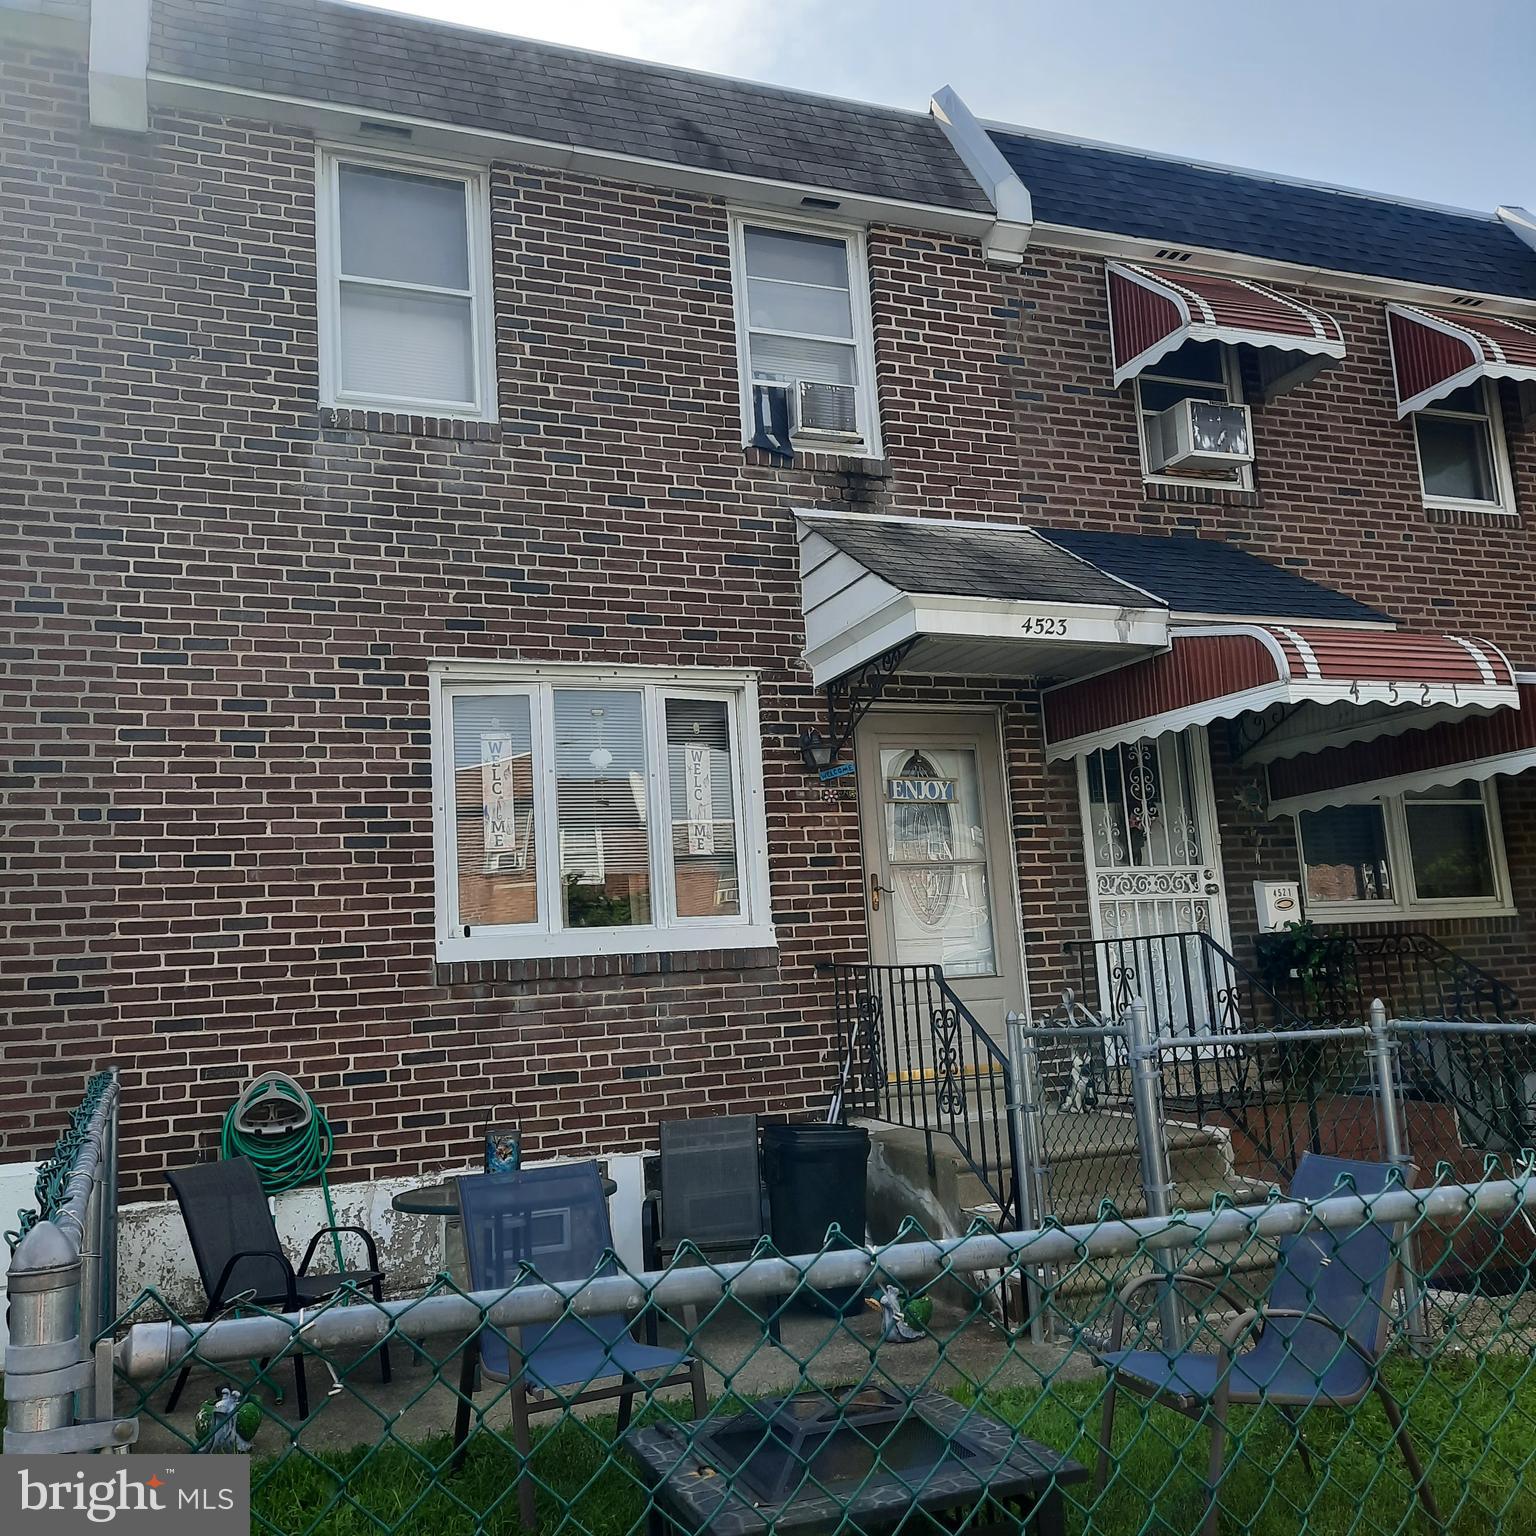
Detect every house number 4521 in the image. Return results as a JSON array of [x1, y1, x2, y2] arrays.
[[1020, 616, 1069, 637]]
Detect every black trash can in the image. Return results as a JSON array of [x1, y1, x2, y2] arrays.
[[761, 1122, 871, 1315]]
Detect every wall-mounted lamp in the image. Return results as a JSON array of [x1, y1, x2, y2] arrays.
[[799, 729, 838, 773]]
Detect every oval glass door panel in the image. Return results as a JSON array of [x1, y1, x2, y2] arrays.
[[880, 746, 996, 977]]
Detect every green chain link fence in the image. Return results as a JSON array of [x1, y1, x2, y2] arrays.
[[5, 1067, 117, 1254]]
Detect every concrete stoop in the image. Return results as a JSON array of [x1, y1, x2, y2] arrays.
[[862, 1108, 1268, 1319]]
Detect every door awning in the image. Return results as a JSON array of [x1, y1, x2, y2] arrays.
[[1107, 261, 1346, 392], [1388, 303, 1536, 416], [1268, 680, 1536, 817], [1043, 623, 1518, 761], [797, 512, 1168, 690]]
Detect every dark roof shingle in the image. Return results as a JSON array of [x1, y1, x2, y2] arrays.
[[807, 518, 1164, 609], [1038, 530, 1393, 625], [150, 0, 994, 214], [990, 128, 1536, 303]]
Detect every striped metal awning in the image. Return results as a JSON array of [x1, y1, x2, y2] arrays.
[[1268, 680, 1536, 816], [1042, 623, 1518, 761], [1106, 262, 1346, 393], [1387, 303, 1536, 416]]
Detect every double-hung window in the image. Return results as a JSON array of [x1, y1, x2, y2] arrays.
[[317, 149, 496, 419], [1135, 340, 1252, 488], [1296, 779, 1512, 920], [433, 668, 775, 961], [1410, 381, 1516, 514], [732, 216, 880, 455]]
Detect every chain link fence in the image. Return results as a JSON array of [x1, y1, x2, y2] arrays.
[[12, 1032, 1536, 1533]]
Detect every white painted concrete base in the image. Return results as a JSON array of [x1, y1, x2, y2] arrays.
[[116, 1154, 648, 1319]]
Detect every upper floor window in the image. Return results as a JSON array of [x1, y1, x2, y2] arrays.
[[1134, 340, 1252, 488], [1297, 779, 1512, 921], [1411, 381, 1516, 514], [432, 667, 776, 963], [317, 149, 496, 420], [731, 216, 881, 457]]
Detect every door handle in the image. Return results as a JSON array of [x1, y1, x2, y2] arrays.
[[869, 871, 892, 911]]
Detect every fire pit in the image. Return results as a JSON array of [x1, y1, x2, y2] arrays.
[[623, 1386, 1084, 1535]]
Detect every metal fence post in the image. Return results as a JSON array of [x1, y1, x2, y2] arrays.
[[1369, 999, 1429, 1350], [1005, 1010, 1049, 1343], [4, 1220, 88, 1445], [1127, 996, 1185, 1349]]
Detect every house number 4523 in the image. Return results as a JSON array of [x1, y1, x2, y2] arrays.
[[1020, 616, 1069, 637]]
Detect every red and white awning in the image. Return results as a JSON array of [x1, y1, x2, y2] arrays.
[[1106, 262, 1346, 392], [1387, 303, 1536, 416], [1042, 623, 1518, 761], [1268, 681, 1536, 816]]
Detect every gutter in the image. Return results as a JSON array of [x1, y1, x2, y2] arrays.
[[929, 86, 1033, 266]]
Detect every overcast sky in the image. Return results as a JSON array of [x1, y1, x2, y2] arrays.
[[362, 0, 1535, 214]]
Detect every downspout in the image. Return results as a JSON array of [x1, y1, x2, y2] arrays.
[[929, 85, 1032, 266], [89, 0, 151, 131]]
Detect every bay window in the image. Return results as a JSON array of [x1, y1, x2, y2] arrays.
[[317, 148, 496, 419], [433, 669, 773, 961], [1296, 779, 1511, 919]]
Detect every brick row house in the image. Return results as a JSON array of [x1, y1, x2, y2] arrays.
[[5, 0, 1536, 1289]]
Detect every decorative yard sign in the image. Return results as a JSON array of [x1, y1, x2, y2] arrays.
[[481, 733, 520, 853], [886, 776, 957, 804], [682, 742, 715, 855]]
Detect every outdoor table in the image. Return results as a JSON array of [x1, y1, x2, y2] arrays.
[[623, 1386, 1086, 1536], [391, 1175, 617, 1216]]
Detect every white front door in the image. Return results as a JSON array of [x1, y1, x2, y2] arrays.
[[1077, 727, 1232, 1034], [855, 711, 1025, 1044]]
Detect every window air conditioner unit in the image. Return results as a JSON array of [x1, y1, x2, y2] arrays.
[[794, 380, 860, 440], [1150, 399, 1253, 472]]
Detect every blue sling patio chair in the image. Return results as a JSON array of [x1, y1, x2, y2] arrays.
[[450, 1162, 706, 1530], [1093, 1153, 1441, 1536]]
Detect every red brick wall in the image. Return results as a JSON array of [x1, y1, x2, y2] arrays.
[[5, 39, 1536, 1198]]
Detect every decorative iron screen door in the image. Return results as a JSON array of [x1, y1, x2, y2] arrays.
[[1076, 727, 1232, 1038]]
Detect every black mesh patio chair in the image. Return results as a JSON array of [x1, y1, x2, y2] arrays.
[[451, 1161, 705, 1529], [1093, 1153, 1440, 1536], [641, 1113, 778, 1342], [164, 1156, 390, 1419]]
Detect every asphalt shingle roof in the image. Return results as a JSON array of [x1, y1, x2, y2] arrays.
[[1038, 530, 1393, 626], [990, 128, 1536, 303], [149, 0, 993, 214], [808, 519, 1164, 610]]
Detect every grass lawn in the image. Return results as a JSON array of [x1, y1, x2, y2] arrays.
[[249, 1352, 1536, 1535]]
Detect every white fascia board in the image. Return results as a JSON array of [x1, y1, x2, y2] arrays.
[[805, 591, 1168, 689], [929, 86, 1032, 266], [1036, 222, 1536, 323], [146, 75, 998, 240], [90, 0, 150, 132]]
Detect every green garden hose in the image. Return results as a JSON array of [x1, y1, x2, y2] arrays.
[[221, 1072, 344, 1271]]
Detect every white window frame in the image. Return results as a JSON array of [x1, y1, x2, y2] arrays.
[[316, 146, 498, 421], [1409, 378, 1517, 516], [431, 664, 776, 963], [1295, 779, 1515, 924], [729, 211, 882, 459], [1134, 344, 1253, 490]]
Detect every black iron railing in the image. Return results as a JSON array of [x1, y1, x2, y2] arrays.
[[825, 962, 1018, 1224], [1253, 929, 1521, 1026]]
